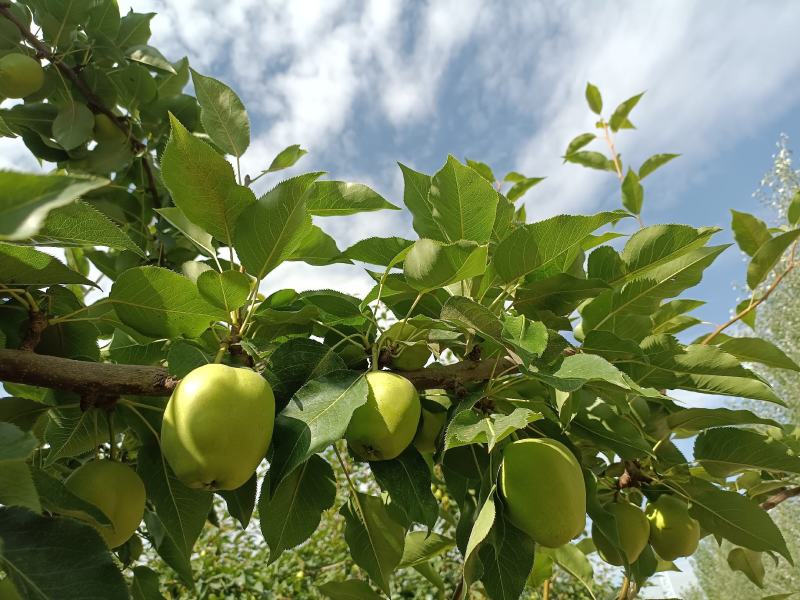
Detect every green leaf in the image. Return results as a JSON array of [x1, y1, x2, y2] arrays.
[[440, 295, 502, 342], [0, 397, 49, 431], [343, 237, 414, 266], [290, 224, 345, 266], [477, 504, 536, 600], [217, 473, 257, 529], [463, 492, 496, 588], [262, 144, 307, 174], [0, 421, 37, 460], [695, 427, 800, 476], [128, 45, 176, 73], [627, 337, 783, 404], [0, 243, 94, 287], [399, 531, 455, 568], [31, 468, 111, 526], [43, 407, 103, 465], [268, 371, 367, 492], [166, 340, 212, 378], [788, 190, 800, 225], [117, 11, 154, 48], [35, 201, 144, 256], [196, 269, 251, 312], [306, 181, 399, 216], [0, 171, 108, 241], [493, 211, 627, 282], [155, 206, 216, 258], [506, 176, 545, 203], [541, 544, 596, 599], [161, 113, 255, 245], [666, 408, 780, 433], [564, 150, 614, 171], [639, 153, 680, 179], [0, 506, 128, 599], [465, 158, 495, 183], [370, 447, 438, 530], [609, 92, 644, 132], [573, 403, 652, 459], [318, 579, 384, 600], [565, 133, 596, 157], [501, 314, 548, 365], [728, 547, 765, 588], [398, 162, 441, 240], [110, 266, 225, 338], [234, 173, 321, 279], [672, 478, 791, 562], [717, 336, 800, 371], [190, 69, 250, 157], [260, 455, 336, 563], [131, 566, 166, 600], [430, 155, 499, 243], [731, 210, 772, 257], [585, 82, 603, 114], [340, 492, 405, 595], [52, 101, 94, 150], [446, 407, 541, 452], [514, 274, 609, 317], [137, 444, 213, 584], [403, 239, 487, 292], [747, 228, 800, 289], [621, 168, 643, 215], [265, 337, 348, 408], [0, 458, 39, 513]]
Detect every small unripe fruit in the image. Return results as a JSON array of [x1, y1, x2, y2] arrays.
[[93, 113, 125, 143], [64, 460, 145, 548], [346, 371, 420, 461], [162, 364, 275, 491], [592, 501, 650, 565], [413, 389, 449, 454], [0, 53, 44, 98], [500, 438, 586, 547], [646, 494, 701, 561], [380, 322, 430, 371]]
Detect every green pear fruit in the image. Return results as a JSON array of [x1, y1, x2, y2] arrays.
[[0, 53, 44, 98], [64, 460, 145, 548], [592, 501, 650, 565], [161, 363, 275, 491], [380, 322, 430, 371], [645, 494, 701, 561], [500, 438, 586, 547], [93, 113, 126, 143], [346, 371, 420, 461], [413, 389, 449, 454]]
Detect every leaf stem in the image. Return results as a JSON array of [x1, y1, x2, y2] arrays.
[[701, 242, 797, 345], [542, 578, 551, 600], [618, 575, 630, 600]]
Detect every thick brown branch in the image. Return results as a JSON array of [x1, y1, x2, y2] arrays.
[[0, 349, 515, 397], [760, 486, 800, 511], [0, 349, 179, 396]]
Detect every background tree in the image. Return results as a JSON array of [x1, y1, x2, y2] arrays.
[[688, 135, 800, 599], [2, 3, 800, 600]]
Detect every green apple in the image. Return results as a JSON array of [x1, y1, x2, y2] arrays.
[[500, 438, 586, 547], [0, 53, 44, 98], [413, 389, 449, 454], [592, 501, 650, 565], [380, 322, 430, 371], [161, 363, 275, 490], [93, 113, 126, 143], [64, 460, 145, 548], [346, 371, 420, 461], [646, 494, 701, 561]]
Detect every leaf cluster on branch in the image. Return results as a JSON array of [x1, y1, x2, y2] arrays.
[[2, 2, 800, 600]]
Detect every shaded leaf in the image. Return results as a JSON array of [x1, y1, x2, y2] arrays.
[[306, 181, 399, 216], [370, 447, 438, 530]]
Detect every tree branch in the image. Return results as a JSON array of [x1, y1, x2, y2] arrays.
[[0, 349, 515, 397], [760, 486, 800, 511]]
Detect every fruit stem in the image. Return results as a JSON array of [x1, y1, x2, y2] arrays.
[[213, 344, 228, 364], [618, 575, 630, 600], [542, 578, 551, 600]]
